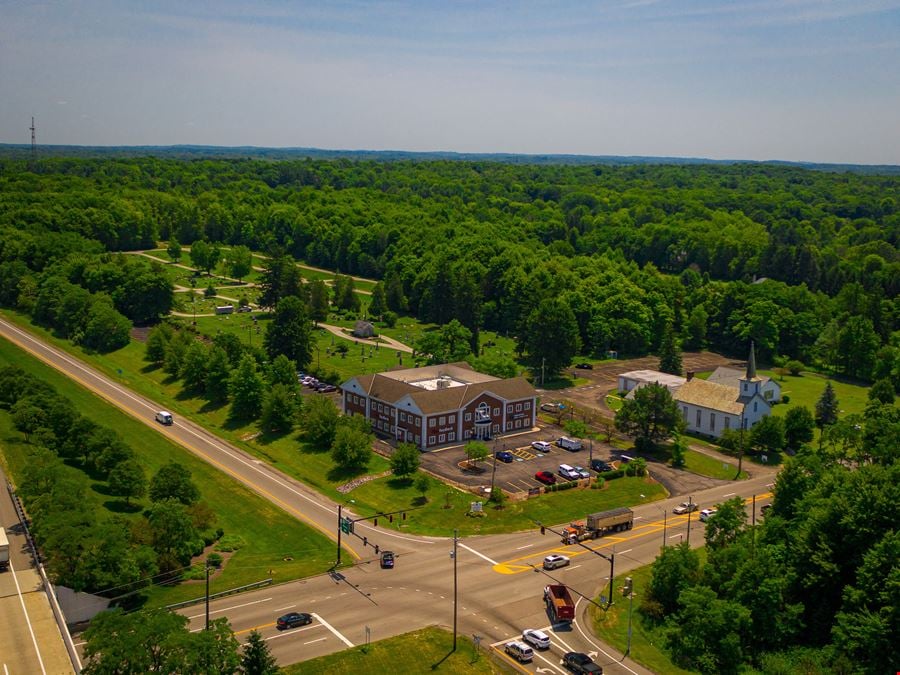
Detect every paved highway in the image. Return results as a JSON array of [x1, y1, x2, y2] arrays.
[[1, 316, 774, 673]]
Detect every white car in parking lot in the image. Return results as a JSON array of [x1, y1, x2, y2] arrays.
[[573, 466, 591, 479], [522, 628, 551, 650], [531, 441, 552, 453], [558, 464, 580, 480]]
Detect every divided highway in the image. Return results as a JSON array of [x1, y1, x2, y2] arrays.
[[0, 316, 774, 673]]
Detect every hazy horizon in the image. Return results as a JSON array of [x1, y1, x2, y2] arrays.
[[3, 1, 899, 165]]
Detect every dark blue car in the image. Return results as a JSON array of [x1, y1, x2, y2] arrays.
[[495, 451, 514, 463]]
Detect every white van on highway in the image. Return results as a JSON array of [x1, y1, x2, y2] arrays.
[[155, 411, 173, 426]]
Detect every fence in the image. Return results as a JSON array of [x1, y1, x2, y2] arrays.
[[164, 577, 273, 611]]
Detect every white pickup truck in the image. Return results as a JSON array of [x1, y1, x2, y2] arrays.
[[0, 527, 9, 571]]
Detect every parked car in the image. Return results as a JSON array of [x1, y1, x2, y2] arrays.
[[573, 466, 591, 479], [534, 471, 557, 486], [542, 554, 570, 570], [522, 628, 551, 650], [277, 612, 313, 629], [504, 641, 534, 663], [558, 464, 580, 480], [495, 451, 514, 463], [574, 362, 594, 370], [237, 305, 252, 313], [540, 402, 563, 413], [316, 384, 337, 393], [563, 651, 603, 673], [699, 508, 718, 522], [672, 502, 698, 515], [380, 550, 395, 568], [590, 459, 613, 473], [531, 440, 552, 453]]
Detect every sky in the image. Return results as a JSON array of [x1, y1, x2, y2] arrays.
[[2, 0, 899, 164]]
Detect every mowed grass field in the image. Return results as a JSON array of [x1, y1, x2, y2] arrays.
[[281, 627, 510, 674], [0, 334, 337, 607]]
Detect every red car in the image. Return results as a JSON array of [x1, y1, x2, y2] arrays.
[[534, 471, 557, 486]]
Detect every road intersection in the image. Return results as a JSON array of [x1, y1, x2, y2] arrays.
[[0, 316, 774, 673]]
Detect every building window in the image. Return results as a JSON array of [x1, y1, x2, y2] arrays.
[[439, 434, 445, 443], [507, 405, 513, 413], [683, 407, 688, 420], [464, 429, 472, 439], [439, 416, 446, 425], [724, 417, 730, 430], [400, 412, 406, 422], [754, 401, 758, 412], [493, 424, 499, 433], [448, 432, 455, 442], [696, 410, 701, 427], [516, 403, 522, 412], [449, 415, 455, 424], [710, 413, 716, 431], [415, 434, 421, 443], [465, 412, 471, 422], [493, 408, 500, 416], [429, 418, 435, 427], [371, 401, 376, 410], [506, 422, 512, 430], [428, 435, 435, 445], [524, 401, 531, 410]]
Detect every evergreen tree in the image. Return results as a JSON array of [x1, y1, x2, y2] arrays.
[[240, 630, 279, 675], [384, 271, 408, 313], [308, 279, 330, 324], [263, 296, 312, 369], [658, 321, 683, 375], [368, 282, 387, 318], [205, 346, 232, 401], [145, 323, 174, 365], [814, 381, 839, 428]]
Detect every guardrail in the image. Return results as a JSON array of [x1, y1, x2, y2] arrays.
[[6, 481, 83, 673], [164, 578, 273, 611]]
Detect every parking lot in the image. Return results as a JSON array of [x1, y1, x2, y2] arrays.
[[419, 425, 621, 496]]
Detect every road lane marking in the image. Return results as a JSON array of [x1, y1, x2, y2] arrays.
[[724, 492, 735, 497], [515, 544, 534, 550], [304, 637, 327, 645], [188, 597, 273, 619], [8, 560, 47, 675], [618, 549, 632, 555], [312, 613, 354, 648], [573, 597, 640, 675], [0, 318, 361, 558], [273, 604, 296, 612], [458, 542, 499, 565], [262, 624, 320, 641]]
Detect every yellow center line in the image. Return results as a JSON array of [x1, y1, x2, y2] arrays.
[[493, 493, 773, 574]]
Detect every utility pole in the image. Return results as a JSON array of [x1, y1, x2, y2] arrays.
[[452, 529, 458, 651], [541, 358, 545, 387], [662, 509, 667, 549], [205, 558, 211, 631], [625, 576, 634, 656], [336, 504, 343, 566], [686, 495, 693, 544], [29, 117, 36, 169]]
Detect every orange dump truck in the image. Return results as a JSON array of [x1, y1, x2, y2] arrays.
[[544, 584, 576, 623]]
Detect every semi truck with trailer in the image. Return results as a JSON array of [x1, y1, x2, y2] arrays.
[[544, 584, 576, 623], [562, 507, 634, 544], [0, 528, 9, 571]]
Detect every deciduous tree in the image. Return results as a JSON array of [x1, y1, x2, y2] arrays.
[[615, 383, 683, 450]]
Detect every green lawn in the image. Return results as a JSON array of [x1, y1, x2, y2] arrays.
[[0, 336, 337, 607], [281, 627, 509, 674], [348, 476, 667, 537], [762, 369, 875, 419], [590, 551, 706, 675]]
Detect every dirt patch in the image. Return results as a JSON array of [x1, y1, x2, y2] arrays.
[[130, 326, 151, 342]]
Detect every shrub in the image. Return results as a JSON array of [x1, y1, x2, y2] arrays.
[[591, 477, 606, 490], [604, 469, 626, 480], [206, 552, 223, 568], [786, 360, 804, 375], [215, 534, 245, 552], [782, 394, 791, 404]]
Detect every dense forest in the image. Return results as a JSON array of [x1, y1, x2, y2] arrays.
[[0, 157, 897, 384]]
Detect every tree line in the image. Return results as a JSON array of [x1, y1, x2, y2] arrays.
[[639, 386, 899, 674], [0, 366, 219, 596]]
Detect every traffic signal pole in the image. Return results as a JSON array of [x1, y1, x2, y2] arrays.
[[336, 504, 343, 566]]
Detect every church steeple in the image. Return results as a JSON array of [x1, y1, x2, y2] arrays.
[[746, 341, 757, 380]]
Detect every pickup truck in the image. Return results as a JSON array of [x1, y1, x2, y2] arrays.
[[544, 584, 575, 623]]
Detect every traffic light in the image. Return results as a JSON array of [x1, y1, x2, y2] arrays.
[[374, 545, 380, 555], [363, 536, 368, 547]]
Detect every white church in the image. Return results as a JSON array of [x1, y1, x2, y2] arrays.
[[617, 344, 772, 438]]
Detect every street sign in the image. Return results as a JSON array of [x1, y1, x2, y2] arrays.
[[470, 501, 483, 513], [340, 517, 353, 534]]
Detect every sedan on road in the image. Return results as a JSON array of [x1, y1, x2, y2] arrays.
[[699, 508, 718, 522], [542, 554, 570, 570], [672, 502, 698, 515], [574, 362, 594, 370], [495, 451, 514, 463], [531, 440, 552, 453], [534, 471, 557, 486], [276, 612, 312, 629], [380, 550, 395, 568]]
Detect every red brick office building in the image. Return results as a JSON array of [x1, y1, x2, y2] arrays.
[[341, 363, 537, 450]]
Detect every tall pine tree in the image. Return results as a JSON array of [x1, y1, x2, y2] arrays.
[[240, 630, 279, 675], [815, 381, 839, 428], [658, 321, 683, 375]]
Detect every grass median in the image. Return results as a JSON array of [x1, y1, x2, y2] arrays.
[[0, 335, 337, 607], [280, 626, 510, 674]]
